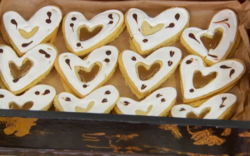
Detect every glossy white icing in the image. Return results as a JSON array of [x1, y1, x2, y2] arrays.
[[171, 93, 236, 119], [57, 85, 119, 113], [0, 44, 57, 93], [181, 9, 237, 64], [120, 47, 182, 93], [63, 10, 124, 54], [0, 85, 56, 110], [116, 87, 177, 116], [180, 55, 245, 101], [126, 8, 189, 54], [3, 6, 62, 54], [57, 46, 118, 97]]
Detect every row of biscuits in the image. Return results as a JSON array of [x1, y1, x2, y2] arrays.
[[0, 5, 245, 119]]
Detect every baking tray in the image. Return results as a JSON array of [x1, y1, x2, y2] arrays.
[[0, 0, 250, 155]]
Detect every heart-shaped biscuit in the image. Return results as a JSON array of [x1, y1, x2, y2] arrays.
[[171, 93, 236, 119], [181, 9, 238, 65], [63, 10, 124, 56], [54, 85, 119, 113], [2, 6, 62, 56], [114, 87, 177, 116], [180, 55, 245, 103], [126, 8, 189, 55], [55, 46, 118, 98], [119, 47, 182, 99], [0, 85, 56, 111], [0, 44, 57, 94]]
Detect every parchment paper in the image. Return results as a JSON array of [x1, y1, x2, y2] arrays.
[[0, 0, 249, 120]]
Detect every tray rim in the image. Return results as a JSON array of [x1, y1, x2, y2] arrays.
[[0, 109, 249, 129]]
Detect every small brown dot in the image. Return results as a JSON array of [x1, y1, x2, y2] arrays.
[[170, 51, 174, 57], [124, 101, 130, 106], [0, 49, 3, 53], [70, 23, 74, 27], [190, 89, 194, 92], [168, 61, 173, 66], [108, 14, 113, 19], [35, 91, 40, 95], [156, 94, 162, 98], [180, 108, 185, 111], [83, 84, 88, 88], [65, 97, 71, 101], [102, 98, 108, 103], [161, 98, 166, 102], [43, 89, 50, 95], [104, 58, 110, 63], [105, 90, 111, 94], [0, 94, 4, 98], [141, 84, 147, 90], [106, 50, 111, 55], [71, 17, 76, 21], [131, 56, 136, 61], [220, 104, 225, 108], [186, 60, 193, 64], [76, 43, 81, 47], [108, 21, 113, 24], [143, 39, 148, 43]]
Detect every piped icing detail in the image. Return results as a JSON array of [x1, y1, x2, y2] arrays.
[[0, 44, 57, 93], [181, 9, 237, 64], [0, 85, 56, 110], [63, 10, 124, 54], [57, 46, 118, 97], [120, 47, 182, 93], [171, 93, 236, 119], [126, 8, 189, 54], [180, 55, 245, 101], [3, 6, 62, 54], [116, 87, 177, 116], [56, 85, 119, 113]]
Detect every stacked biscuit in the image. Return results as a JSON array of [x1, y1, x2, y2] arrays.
[[0, 6, 245, 120]]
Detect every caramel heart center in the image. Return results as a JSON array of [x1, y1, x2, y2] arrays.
[[75, 101, 94, 112], [193, 71, 217, 89], [9, 59, 33, 83], [135, 105, 153, 115], [76, 64, 100, 83], [137, 62, 161, 81], [18, 27, 39, 39], [77, 25, 103, 41], [142, 21, 164, 36], [9, 101, 34, 110], [187, 107, 211, 119], [200, 29, 223, 51]]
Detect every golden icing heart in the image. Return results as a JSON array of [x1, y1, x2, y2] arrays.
[[141, 21, 164, 36], [77, 25, 103, 41], [137, 62, 161, 81], [18, 27, 39, 39], [200, 29, 223, 51], [193, 71, 217, 89], [9, 101, 34, 110], [76, 64, 100, 83], [75, 101, 94, 112]]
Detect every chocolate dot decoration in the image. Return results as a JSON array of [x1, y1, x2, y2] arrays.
[[220, 65, 231, 69], [229, 69, 235, 78], [186, 60, 193, 64], [131, 56, 136, 61], [76, 43, 81, 47], [220, 104, 225, 108], [105, 90, 111, 94], [35, 91, 40, 95], [65, 97, 71, 101], [141, 84, 147, 90], [161, 98, 166, 102], [106, 50, 111, 55], [71, 17, 77, 21], [168, 61, 173, 66], [102, 98, 108, 103], [0, 49, 3, 53], [143, 39, 148, 43], [124, 101, 130, 106], [175, 13, 180, 20], [70, 23, 74, 27], [104, 58, 110, 63], [83, 84, 88, 88], [43, 89, 50, 95], [222, 97, 227, 101], [156, 94, 162, 98], [0, 94, 4, 98], [46, 12, 52, 24], [190, 89, 194, 93], [180, 108, 185, 111], [170, 51, 174, 57], [108, 21, 113, 24], [108, 14, 113, 19]]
